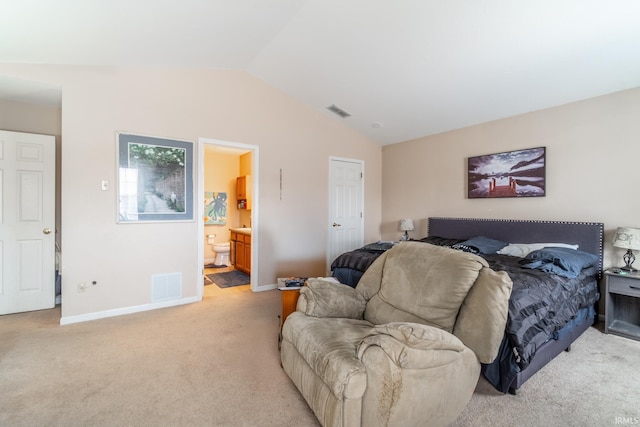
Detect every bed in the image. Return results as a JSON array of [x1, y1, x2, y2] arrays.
[[330, 217, 604, 394]]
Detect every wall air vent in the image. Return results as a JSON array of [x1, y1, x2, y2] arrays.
[[151, 272, 182, 303], [327, 104, 351, 118]]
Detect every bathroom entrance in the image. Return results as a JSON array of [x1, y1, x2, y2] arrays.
[[198, 138, 258, 297]]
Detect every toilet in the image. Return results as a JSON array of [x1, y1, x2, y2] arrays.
[[207, 234, 230, 266]]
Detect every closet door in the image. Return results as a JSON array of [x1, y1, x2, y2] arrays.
[[0, 130, 56, 315], [327, 157, 364, 274]]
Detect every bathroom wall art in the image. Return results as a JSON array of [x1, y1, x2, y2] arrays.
[[204, 192, 227, 225], [117, 132, 194, 222]]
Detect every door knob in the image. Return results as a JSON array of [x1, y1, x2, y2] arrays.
[[332, 223, 341, 227], [43, 228, 52, 234]]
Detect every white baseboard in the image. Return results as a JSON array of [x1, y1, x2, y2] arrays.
[[59, 296, 200, 325]]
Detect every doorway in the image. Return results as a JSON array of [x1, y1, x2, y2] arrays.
[[197, 138, 259, 298], [326, 157, 364, 274]]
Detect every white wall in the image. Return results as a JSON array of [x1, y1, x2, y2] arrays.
[[382, 87, 640, 312], [0, 64, 382, 322]]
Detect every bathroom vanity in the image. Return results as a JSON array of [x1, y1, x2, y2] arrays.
[[230, 228, 251, 275]]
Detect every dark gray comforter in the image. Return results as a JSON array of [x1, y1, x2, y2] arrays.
[[330, 248, 386, 274], [481, 254, 599, 368]]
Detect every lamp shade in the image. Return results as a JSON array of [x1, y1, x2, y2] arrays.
[[399, 218, 414, 231], [612, 227, 640, 251]]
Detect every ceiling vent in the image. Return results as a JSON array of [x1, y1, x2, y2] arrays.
[[327, 104, 351, 118]]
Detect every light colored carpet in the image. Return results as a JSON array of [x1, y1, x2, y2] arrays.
[[453, 326, 640, 426], [0, 285, 319, 427], [1, 285, 639, 426]]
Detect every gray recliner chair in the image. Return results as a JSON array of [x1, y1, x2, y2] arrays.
[[280, 242, 513, 427]]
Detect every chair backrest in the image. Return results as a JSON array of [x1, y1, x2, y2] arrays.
[[356, 242, 512, 363]]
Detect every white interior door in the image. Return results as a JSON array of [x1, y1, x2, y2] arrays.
[[0, 130, 56, 315], [327, 157, 364, 273]]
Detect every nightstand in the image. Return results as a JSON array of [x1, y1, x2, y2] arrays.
[[278, 286, 302, 327], [604, 269, 640, 341], [277, 278, 303, 350]]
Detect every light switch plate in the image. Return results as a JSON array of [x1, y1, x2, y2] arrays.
[[101, 180, 109, 191]]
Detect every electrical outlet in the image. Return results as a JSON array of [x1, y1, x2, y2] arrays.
[[77, 281, 98, 293]]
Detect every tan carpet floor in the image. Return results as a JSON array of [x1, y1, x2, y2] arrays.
[[1, 282, 639, 426], [0, 284, 318, 427]]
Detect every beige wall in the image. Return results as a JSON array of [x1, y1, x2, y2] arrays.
[[0, 64, 382, 322], [0, 98, 61, 133], [9, 61, 633, 322], [382, 87, 640, 287]]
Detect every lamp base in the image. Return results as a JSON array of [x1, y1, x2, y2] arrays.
[[621, 249, 637, 273]]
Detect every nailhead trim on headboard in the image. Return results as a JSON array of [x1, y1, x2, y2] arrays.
[[428, 217, 604, 278]]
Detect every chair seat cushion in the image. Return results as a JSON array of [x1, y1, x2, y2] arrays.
[[282, 312, 371, 399]]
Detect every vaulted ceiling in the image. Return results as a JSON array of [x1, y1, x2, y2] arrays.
[[2, 0, 640, 145]]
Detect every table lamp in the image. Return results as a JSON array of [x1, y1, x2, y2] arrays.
[[612, 227, 640, 272], [399, 219, 414, 241]]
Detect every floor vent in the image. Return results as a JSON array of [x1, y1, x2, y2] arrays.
[[327, 104, 351, 118], [151, 273, 182, 303]]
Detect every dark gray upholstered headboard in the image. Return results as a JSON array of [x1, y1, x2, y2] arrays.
[[428, 217, 604, 276]]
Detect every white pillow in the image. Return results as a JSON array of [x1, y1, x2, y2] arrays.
[[497, 243, 579, 258]]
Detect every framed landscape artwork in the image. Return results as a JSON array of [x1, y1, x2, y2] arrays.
[[117, 132, 194, 222], [467, 147, 546, 199]]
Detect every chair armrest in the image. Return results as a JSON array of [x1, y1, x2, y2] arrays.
[[357, 322, 472, 369], [297, 279, 366, 319], [356, 322, 480, 426]]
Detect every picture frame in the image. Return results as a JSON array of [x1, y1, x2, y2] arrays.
[[117, 132, 194, 222], [204, 192, 228, 225], [467, 147, 546, 199]]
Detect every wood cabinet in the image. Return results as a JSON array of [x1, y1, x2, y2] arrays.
[[231, 231, 251, 275], [236, 175, 252, 209]]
